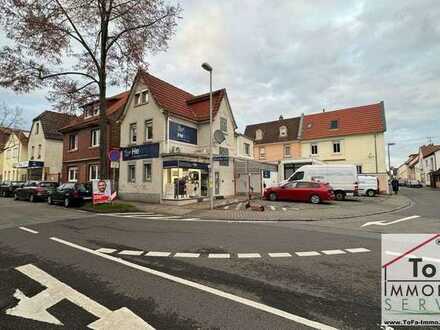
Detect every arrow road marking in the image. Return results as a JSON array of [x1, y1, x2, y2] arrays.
[[361, 215, 420, 227], [6, 264, 153, 329]]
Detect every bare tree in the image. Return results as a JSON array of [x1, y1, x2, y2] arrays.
[[0, 0, 181, 178], [0, 102, 23, 153]]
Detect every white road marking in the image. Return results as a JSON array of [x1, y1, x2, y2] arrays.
[[105, 212, 157, 216], [235, 203, 242, 210], [95, 248, 117, 254], [386, 251, 440, 264], [361, 215, 420, 227], [19, 227, 38, 234], [346, 248, 371, 253], [51, 237, 337, 330], [118, 250, 144, 256], [145, 251, 171, 257], [270, 206, 276, 211], [237, 253, 261, 258], [224, 205, 230, 210], [321, 249, 346, 255], [174, 252, 200, 258], [125, 215, 182, 220], [295, 251, 321, 257], [208, 253, 231, 259], [6, 264, 153, 329], [268, 253, 292, 258], [282, 208, 287, 212]]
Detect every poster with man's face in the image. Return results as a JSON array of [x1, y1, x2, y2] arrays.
[[92, 179, 111, 204]]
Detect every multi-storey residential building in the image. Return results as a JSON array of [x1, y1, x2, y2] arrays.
[[397, 153, 420, 182], [118, 70, 246, 203], [419, 144, 440, 186], [2, 129, 29, 181], [59, 91, 129, 183], [26, 111, 74, 181], [0, 127, 12, 181]]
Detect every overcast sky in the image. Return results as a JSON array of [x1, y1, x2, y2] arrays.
[[1, 0, 439, 166]]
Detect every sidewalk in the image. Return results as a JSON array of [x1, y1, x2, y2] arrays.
[[122, 194, 412, 221]]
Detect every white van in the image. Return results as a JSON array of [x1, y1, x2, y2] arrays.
[[358, 175, 379, 197], [287, 165, 358, 200]]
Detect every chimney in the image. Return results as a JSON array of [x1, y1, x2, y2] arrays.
[[279, 115, 284, 120], [322, 108, 326, 113]]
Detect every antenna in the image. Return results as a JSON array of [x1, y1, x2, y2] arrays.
[[427, 136, 433, 144]]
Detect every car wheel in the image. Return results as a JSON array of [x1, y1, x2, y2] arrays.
[[310, 194, 321, 204], [335, 191, 345, 201], [269, 192, 277, 201], [64, 198, 70, 208], [367, 189, 376, 197], [29, 194, 35, 202], [48, 196, 53, 205]]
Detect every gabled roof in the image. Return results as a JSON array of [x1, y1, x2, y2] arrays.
[[32, 111, 76, 140], [138, 70, 228, 123], [244, 117, 301, 144], [0, 127, 12, 150], [420, 144, 440, 158], [60, 91, 129, 132], [302, 102, 386, 140]]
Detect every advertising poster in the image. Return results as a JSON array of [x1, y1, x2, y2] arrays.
[[92, 179, 111, 205]]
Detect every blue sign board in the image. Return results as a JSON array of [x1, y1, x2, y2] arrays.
[[28, 161, 44, 168], [163, 160, 208, 170], [169, 121, 197, 145], [122, 143, 159, 161]]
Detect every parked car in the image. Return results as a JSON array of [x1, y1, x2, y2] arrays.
[[358, 175, 379, 197], [407, 180, 423, 188], [14, 181, 59, 202], [0, 181, 25, 197], [48, 182, 92, 207], [286, 165, 358, 201], [263, 181, 334, 204]]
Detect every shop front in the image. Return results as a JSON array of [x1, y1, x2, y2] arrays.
[[13, 161, 45, 181]]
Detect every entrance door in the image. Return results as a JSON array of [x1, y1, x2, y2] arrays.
[[215, 172, 220, 195]]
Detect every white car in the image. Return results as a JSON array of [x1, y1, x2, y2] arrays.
[[358, 175, 379, 197]]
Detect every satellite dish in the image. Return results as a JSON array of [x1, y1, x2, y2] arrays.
[[214, 130, 226, 144]]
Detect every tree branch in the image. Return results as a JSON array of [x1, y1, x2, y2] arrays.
[[39, 70, 98, 83]]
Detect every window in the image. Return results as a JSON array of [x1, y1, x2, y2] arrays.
[[311, 144, 318, 155], [35, 122, 39, 135], [284, 145, 291, 157], [220, 117, 228, 132], [333, 141, 341, 153], [128, 164, 136, 183], [89, 164, 99, 180], [330, 120, 339, 129], [90, 128, 100, 147], [13, 147, 18, 158], [279, 126, 287, 137], [31, 146, 35, 160], [259, 147, 265, 160], [129, 123, 137, 144], [255, 129, 263, 141], [68, 167, 78, 182], [219, 147, 229, 166], [290, 171, 304, 181], [68, 134, 78, 151], [37, 144, 42, 159], [143, 162, 152, 182], [134, 90, 148, 105], [244, 143, 250, 156], [144, 120, 153, 141], [356, 165, 363, 174]]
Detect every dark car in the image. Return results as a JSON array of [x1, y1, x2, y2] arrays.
[[263, 181, 335, 204], [0, 181, 25, 197], [48, 182, 92, 207], [14, 181, 59, 202]]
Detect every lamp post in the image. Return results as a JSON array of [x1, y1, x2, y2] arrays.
[[202, 62, 214, 210], [387, 142, 396, 175]]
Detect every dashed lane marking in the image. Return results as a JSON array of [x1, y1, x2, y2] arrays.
[[282, 207, 287, 212], [174, 253, 200, 258], [50, 237, 338, 330], [321, 249, 346, 255], [295, 251, 321, 257], [118, 250, 144, 256], [95, 248, 117, 254], [268, 252, 292, 258], [18, 227, 39, 234], [145, 251, 171, 257], [345, 248, 371, 253], [208, 253, 231, 259], [235, 203, 242, 210], [270, 206, 276, 211], [237, 253, 261, 258], [224, 205, 230, 210]]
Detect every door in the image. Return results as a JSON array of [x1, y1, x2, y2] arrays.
[[215, 172, 220, 195], [279, 182, 296, 200]]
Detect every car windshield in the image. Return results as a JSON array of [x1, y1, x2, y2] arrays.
[[39, 182, 58, 187]]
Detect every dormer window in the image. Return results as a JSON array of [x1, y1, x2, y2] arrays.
[[134, 89, 149, 106], [279, 126, 287, 137], [255, 129, 263, 141], [85, 104, 99, 118], [330, 120, 339, 129]]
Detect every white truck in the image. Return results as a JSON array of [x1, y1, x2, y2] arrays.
[[358, 175, 379, 197], [286, 165, 359, 201]]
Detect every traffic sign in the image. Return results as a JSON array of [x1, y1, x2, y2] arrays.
[[108, 149, 120, 161]]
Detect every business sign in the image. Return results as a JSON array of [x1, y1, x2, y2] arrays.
[[13, 161, 44, 169], [163, 160, 209, 170], [382, 234, 440, 327], [169, 121, 197, 145], [122, 143, 159, 161], [92, 179, 111, 205]]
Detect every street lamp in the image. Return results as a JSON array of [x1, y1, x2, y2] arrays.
[[201, 62, 214, 210], [387, 142, 396, 175]]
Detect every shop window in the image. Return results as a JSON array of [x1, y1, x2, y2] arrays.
[[68, 134, 78, 151], [129, 123, 137, 144], [220, 117, 228, 132], [311, 144, 318, 155], [144, 120, 153, 141], [128, 164, 136, 183], [162, 167, 208, 200], [68, 167, 78, 182], [333, 141, 341, 153], [89, 164, 99, 180], [143, 162, 152, 182], [90, 128, 100, 147]]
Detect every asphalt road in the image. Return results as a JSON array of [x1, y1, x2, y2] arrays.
[[0, 187, 438, 329]]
